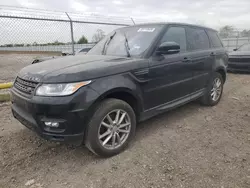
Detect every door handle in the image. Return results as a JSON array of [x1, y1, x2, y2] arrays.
[[182, 57, 192, 62], [210, 52, 216, 56]]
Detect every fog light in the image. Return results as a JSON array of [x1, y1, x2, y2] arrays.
[[44, 122, 59, 128], [51, 122, 59, 127], [45, 122, 51, 126]]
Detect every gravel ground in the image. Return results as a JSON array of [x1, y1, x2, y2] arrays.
[[0, 54, 250, 188], [0, 53, 52, 82]]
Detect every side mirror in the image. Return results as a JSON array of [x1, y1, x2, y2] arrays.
[[233, 48, 237, 51], [156, 42, 180, 55]]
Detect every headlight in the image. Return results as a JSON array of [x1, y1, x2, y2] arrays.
[[35, 81, 91, 96]]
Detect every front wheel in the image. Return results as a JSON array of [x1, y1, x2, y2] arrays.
[[200, 72, 224, 106], [85, 99, 136, 157]]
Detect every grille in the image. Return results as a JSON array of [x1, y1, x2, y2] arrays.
[[14, 77, 38, 95], [229, 57, 250, 63]]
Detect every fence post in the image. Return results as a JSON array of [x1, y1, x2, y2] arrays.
[[65, 12, 75, 55], [236, 31, 239, 49], [131, 18, 135, 25]]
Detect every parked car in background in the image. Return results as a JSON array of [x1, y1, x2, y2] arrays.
[[77, 47, 92, 54], [11, 23, 227, 157], [31, 47, 92, 64], [61, 47, 92, 56], [228, 43, 250, 72]]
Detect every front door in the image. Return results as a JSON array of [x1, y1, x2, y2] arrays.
[[143, 26, 194, 110]]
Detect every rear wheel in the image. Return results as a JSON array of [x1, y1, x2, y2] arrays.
[[85, 99, 136, 157], [200, 72, 224, 106]]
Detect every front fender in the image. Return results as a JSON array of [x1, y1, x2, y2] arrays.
[[89, 73, 144, 110]]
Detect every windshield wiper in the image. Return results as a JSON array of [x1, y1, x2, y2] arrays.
[[124, 33, 131, 57], [102, 31, 116, 55]]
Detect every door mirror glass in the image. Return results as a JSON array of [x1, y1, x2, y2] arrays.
[[156, 42, 180, 55]]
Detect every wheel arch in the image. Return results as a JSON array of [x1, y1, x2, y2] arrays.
[[215, 68, 227, 83], [88, 87, 143, 122]]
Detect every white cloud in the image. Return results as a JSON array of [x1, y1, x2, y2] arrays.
[[95, 6, 104, 11], [17, 0, 36, 8], [2, 0, 250, 45], [1, 0, 250, 29], [112, 0, 124, 5], [207, 12, 214, 15], [70, 0, 89, 12]]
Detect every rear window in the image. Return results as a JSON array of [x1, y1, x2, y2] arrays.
[[207, 30, 223, 48], [186, 27, 210, 51]]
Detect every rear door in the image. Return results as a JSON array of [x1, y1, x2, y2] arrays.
[[185, 26, 214, 92], [206, 29, 228, 69], [144, 25, 194, 110]]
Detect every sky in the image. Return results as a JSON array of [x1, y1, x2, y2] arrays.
[[1, 0, 250, 29], [1, 0, 250, 45]]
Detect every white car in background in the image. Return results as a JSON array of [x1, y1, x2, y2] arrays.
[[31, 47, 92, 64]]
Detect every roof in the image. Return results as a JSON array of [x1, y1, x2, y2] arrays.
[[126, 22, 217, 32]]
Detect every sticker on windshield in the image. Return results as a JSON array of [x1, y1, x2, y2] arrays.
[[133, 45, 140, 49], [137, 28, 155, 32]]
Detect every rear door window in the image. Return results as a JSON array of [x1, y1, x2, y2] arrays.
[[207, 30, 223, 48], [160, 26, 187, 52], [186, 27, 210, 51]]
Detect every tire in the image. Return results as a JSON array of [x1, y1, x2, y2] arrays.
[[85, 99, 136, 157], [200, 72, 224, 106]]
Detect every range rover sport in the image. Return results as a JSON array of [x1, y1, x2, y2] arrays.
[[11, 23, 228, 157]]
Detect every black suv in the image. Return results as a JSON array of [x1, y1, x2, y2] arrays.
[[11, 23, 228, 157]]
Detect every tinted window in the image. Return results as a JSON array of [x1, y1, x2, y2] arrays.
[[160, 27, 186, 52], [79, 48, 91, 52], [207, 30, 223, 48], [186, 27, 210, 51]]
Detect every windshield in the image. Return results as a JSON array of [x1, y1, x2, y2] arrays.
[[238, 43, 250, 51], [87, 25, 164, 57]]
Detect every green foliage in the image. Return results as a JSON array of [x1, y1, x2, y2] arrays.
[[240, 30, 250, 37], [77, 35, 88, 44], [219, 25, 235, 38], [219, 26, 250, 38]]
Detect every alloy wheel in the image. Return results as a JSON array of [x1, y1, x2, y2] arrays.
[[211, 78, 222, 102], [98, 109, 131, 150]]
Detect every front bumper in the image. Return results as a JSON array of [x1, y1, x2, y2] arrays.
[[11, 86, 99, 143], [228, 62, 250, 72]]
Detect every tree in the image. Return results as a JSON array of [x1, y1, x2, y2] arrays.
[[240, 30, 250, 37], [51, 40, 65, 45], [92, 29, 105, 42], [14, 44, 24, 47], [5, 44, 13, 47], [219, 25, 235, 38], [77, 35, 88, 44]]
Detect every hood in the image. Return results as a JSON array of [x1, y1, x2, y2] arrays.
[[19, 55, 147, 83], [229, 51, 250, 56]]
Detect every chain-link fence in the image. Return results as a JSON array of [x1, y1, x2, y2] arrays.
[[0, 6, 139, 82], [222, 38, 250, 52], [0, 6, 136, 54], [220, 29, 250, 52]]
